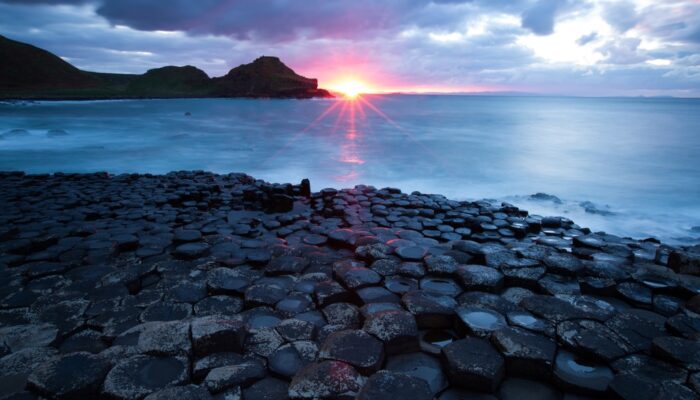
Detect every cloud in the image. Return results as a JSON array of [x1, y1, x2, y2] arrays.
[[0, 0, 698, 96], [576, 31, 598, 45], [601, 1, 638, 32], [598, 37, 647, 65]]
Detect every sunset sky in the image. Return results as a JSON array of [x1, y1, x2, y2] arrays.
[[1, 0, 699, 96]]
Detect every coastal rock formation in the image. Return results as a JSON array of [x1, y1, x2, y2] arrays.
[[0, 35, 332, 99], [0, 171, 699, 399], [126, 66, 212, 97], [0, 35, 100, 91], [212, 56, 331, 99]]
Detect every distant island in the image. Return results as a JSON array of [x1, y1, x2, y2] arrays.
[[0, 35, 332, 100]]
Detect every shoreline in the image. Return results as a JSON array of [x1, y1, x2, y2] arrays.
[[1, 170, 699, 398]]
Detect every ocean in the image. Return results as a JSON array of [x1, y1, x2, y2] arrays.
[[1, 95, 699, 244]]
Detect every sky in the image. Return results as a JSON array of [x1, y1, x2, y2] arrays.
[[1, 0, 699, 96]]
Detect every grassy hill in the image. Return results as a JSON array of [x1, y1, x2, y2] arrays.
[[0, 35, 331, 99]]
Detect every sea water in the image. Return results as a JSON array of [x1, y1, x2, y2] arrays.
[[1, 95, 699, 243]]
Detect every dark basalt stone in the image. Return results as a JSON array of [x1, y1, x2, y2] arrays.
[[652, 336, 700, 370], [172, 242, 210, 259], [173, 229, 202, 243], [455, 265, 504, 293], [319, 329, 384, 374], [268, 343, 305, 378], [610, 354, 687, 384], [322, 302, 360, 328], [194, 295, 243, 316], [143, 385, 212, 400], [395, 246, 427, 261], [420, 329, 457, 355], [424, 255, 458, 275], [455, 306, 507, 338], [141, 302, 192, 322], [288, 361, 364, 399], [356, 286, 400, 304], [204, 359, 266, 393], [492, 327, 556, 380], [267, 255, 310, 275], [58, 329, 107, 354], [27, 352, 112, 400], [191, 315, 246, 357], [498, 378, 561, 400], [363, 309, 419, 354], [244, 327, 284, 357], [543, 252, 583, 276], [557, 319, 633, 362], [385, 352, 448, 395], [420, 277, 462, 297], [357, 371, 433, 400], [402, 290, 457, 328], [102, 355, 189, 400], [243, 377, 289, 400], [206, 268, 249, 295], [552, 350, 612, 394], [192, 352, 245, 381], [441, 337, 505, 393]]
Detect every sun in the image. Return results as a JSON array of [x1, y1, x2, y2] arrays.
[[330, 79, 371, 99]]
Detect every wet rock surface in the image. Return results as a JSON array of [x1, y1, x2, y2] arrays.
[[0, 171, 699, 398]]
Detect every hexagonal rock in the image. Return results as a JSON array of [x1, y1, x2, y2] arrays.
[[204, 359, 266, 394], [424, 255, 458, 275], [652, 336, 700, 370], [492, 327, 556, 380], [336, 267, 381, 290], [276, 318, 316, 342], [268, 343, 305, 378], [267, 255, 310, 275], [498, 378, 561, 400], [0, 323, 58, 352], [609, 374, 699, 400], [385, 352, 448, 394], [102, 355, 189, 400], [191, 315, 246, 357], [143, 385, 212, 400], [206, 267, 249, 295], [244, 327, 285, 357], [192, 352, 246, 381], [314, 280, 351, 307], [395, 246, 427, 261], [243, 377, 289, 400], [455, 306, 507, 338], [357, 371, 433, 400], [553, 350, 612, 395], [556, 319, 633, 362], [288, 361, 365, 399], [322, 303, 361, 328], [611, 354, 687, 384], [27, 351, 112, 400], [137, 321, 192, 356], [441, 337, 505, 393], [363, 310, 419, 355], [520, 295, 613, 324], [319, 329, 385, 374], [402, 290, 458, 328], [455, 265, 504, 293]]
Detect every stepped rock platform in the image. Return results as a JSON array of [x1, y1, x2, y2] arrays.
[[1, 171, 700, 399]]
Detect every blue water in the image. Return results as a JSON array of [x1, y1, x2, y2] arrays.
[[1, 95, 699, 243]]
